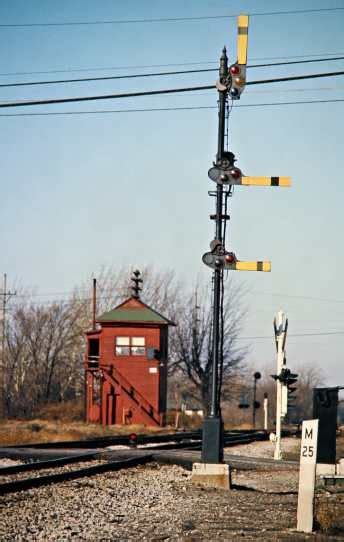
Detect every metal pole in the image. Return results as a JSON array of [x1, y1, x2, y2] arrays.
[[209, 48, 227, 418], [0, 274, 16, 418], [92, 278, 97, 331], [202, 48, 228, 464], [0, 274, 6, 418], [252, 377, 257, 428]]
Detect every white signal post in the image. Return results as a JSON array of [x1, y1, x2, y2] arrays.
[[273, 310, 288, 460], [263, 393, 269, 431]]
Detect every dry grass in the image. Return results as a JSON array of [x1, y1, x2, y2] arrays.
[[0, 401, 175, 446], [0, 419, 173, 447]]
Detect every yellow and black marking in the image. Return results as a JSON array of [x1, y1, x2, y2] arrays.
[[241, 176, 291, 187], [237, 15, 249, 66], [234, 261, 271, 272]]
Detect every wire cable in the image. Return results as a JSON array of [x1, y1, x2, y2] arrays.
[[1, 7, 343, 28], [1, 51, 343, 78], [0, 98, 343, 117], [1, 70, 344, 109], [2, 57, 344, 89], [238, 331, 344, 340]]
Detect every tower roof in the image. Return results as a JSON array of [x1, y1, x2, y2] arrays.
[[97, 296, 175, 326]]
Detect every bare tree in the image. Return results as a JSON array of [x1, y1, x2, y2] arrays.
[[170, 280, 247, 414], [4, 267, 247, 419], [5, 298, 85, 417]]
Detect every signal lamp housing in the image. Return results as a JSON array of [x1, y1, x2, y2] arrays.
[[128, 432, 138, 447], [229, 63, 246, 99], [229, 167, 242, 180]]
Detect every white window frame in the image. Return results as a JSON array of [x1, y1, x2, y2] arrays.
[[115, 336, 146, 356]]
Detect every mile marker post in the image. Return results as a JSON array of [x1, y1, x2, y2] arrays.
[[297, 419, 319, 533]]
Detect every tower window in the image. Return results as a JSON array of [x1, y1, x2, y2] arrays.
[[115, 337, 130, 355], [115, 336, 146, 356], [131, 337, 145, 356]]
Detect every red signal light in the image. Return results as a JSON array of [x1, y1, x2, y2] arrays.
[[229, 167, 242, 180], [128, 432, 138, 446], [230, 64, 240, 75], [225, 252, 236, 264]]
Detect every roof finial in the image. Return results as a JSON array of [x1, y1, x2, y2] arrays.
[[130, 269, 143, 299]]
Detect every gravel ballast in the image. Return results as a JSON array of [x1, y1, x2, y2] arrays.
[[1, 436, 343, 541], [0, 462, 308, 541]]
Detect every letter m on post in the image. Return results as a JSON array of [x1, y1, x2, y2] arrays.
[[305, 428, 313, 439]]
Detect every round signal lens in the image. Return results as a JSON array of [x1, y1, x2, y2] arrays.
[[230, 64, 240, 75], [230, 87, 239, 98], [215, 258, 224, 268], [219, 173, 229, 183], [229, 167, 241, 180], [225, 253, 236, 264], [234, 76, 245, 87]]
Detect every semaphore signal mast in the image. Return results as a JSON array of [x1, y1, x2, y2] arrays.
[[200, 14, 292, 466]]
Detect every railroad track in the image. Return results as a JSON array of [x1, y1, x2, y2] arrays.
[[0, 429, 298, 495], [0, 454, 152, 496], [5, 428, 272, 451]]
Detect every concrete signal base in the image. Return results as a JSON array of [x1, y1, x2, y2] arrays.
[[192, 463, 231, 490]]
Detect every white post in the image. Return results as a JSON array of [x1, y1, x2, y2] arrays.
[[273, 310, 287, 460], [263, 393, 268, 431], [297, 419, 319, 533]]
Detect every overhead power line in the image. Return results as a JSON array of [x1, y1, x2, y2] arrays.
[[2, 56, 344, 89], [0, 7, 343, 28], [1, 51, 343, 78], [1, 70, 344, 109], [238, 330, 344, 340], [0, 98, 343, 118]]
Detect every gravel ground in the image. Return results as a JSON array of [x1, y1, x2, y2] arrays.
[[0, 459, 107, 485], [2, 461, 341, 541], [224, 437, 300, 458], [0, 463, 294, 541], [0, 438, 342, 541]]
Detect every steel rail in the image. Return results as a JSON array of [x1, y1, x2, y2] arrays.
[[0, 451, 100, 475], [0, 454, 152, 496], [11, 430, 203, 449], [11, 429, 272, 450]]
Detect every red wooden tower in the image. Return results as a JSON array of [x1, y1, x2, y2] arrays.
[[84, 271, 174, 426]]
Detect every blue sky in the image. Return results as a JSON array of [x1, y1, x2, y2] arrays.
[[1, 0, 344, 386]]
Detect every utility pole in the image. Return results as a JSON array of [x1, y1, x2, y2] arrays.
[[0, 274, 16, 418]]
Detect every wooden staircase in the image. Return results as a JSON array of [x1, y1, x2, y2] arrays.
[[102, 367, 161, 426]]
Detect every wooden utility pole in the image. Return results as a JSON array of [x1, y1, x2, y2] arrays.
[[0, 274, 16, 418]]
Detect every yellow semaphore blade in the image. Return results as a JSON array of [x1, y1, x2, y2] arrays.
[[241, 176, 291, 187], [237, 15, 249, 65], [235, 261, 271, 272]]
